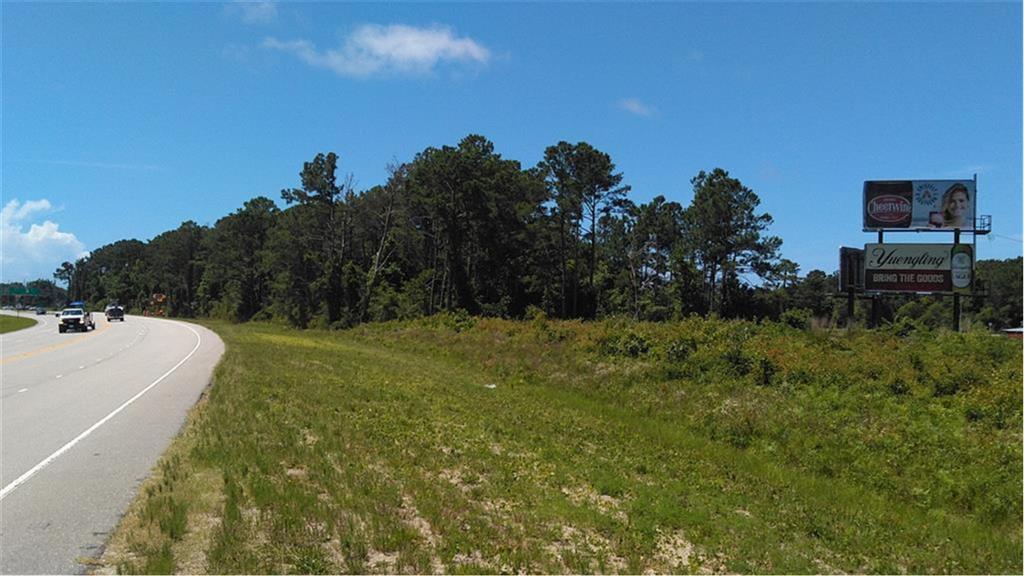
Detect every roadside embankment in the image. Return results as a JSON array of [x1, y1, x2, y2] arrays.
[[98, 315, 1022, 574]]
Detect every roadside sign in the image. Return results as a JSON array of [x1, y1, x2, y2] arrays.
[[863, 180, 976, 231], [864, 243, 973, 293], [2, 287, 40, 295], [838, 247, 864, 291]]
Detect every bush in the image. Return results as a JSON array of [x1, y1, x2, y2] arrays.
[[887, 315, 920, 337], [599, 330, 652, 358], [433, 309, 476, 332], [663, 336, 697, 362], [780, 308, 811, 330]]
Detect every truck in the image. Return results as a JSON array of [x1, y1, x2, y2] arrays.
[[58, 303, 95, 333], [105, 305, 125, 322]]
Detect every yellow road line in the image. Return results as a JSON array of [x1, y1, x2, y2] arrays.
[[0, 320, 113, 366]]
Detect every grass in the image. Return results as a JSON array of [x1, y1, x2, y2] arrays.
[[98, 315, 1022, 574], [0, 314, 37, 334]]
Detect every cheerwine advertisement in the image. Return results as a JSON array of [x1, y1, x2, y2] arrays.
[[863, 180, 976, 231], [864, 243, 972, 293]]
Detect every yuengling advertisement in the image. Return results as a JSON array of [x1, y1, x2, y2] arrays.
[[864, 243, 972, 293]]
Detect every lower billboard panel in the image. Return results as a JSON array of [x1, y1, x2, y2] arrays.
[[864, 243, 972, 294]]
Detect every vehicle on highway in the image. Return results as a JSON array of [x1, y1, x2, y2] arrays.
[[58, 307, 94, 333], [35, 307, 47, 315], [106, 306, 125, 322]]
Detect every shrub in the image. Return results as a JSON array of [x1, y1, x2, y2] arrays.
[[723, 345, 751, 376], [597, 328, 652, 358], [751, 354, 777, 387], [780, 308, 812, 330], [431, 309, 476, 333], [663, 336, 697, 363]]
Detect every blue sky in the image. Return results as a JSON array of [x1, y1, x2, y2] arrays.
[[3, 1, 1021, 283]]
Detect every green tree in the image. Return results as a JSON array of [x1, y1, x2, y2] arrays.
[[54, 261, 75, 294], [352, 165, 407, 322], [86, 239, 147, 308], [406, 134, 545, 316], [537, 141, 629, 318], [598, 196, 684, 320], [970, 257, 1023, 329], [264, 205, 317, 326], [791, 269, 833, 318], [279, 152, 357, 326], [146, 222, 206, 316], [683, 168, 781, 315], [27, 279, 67, 309], [198, 197, 279, 321]]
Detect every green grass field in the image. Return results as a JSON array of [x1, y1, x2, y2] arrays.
[[99, 316, 1022, 574], [0, 314, 37, 334]]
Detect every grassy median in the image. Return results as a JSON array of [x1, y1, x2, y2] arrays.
[[0, 314, 37, 334], [98, 315, 1022, 574]]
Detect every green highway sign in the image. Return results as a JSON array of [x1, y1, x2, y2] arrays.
[[2, 286, 40, 296]]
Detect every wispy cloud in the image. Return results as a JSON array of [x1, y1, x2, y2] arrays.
[[226, 1, 278, 25], [221, 43, 253, 65], [618, 97, 657, 117], [8, 159, 162, 171], [263, 24, 491, 78], [1, 199, 87, 281]]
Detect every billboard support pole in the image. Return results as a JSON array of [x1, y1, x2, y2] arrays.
[[953, 228, 962, 332], [953, 292, 961, 332], [847, 288, 855, 327], [874, 230, 883, 328]]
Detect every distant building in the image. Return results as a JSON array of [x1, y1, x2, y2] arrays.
[[1001, 327, 1023, 340]]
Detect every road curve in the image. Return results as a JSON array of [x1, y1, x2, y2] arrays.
[[0, 311, 224, 574]]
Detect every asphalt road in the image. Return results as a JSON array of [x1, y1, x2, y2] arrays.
[[0, 311, 223, 574]]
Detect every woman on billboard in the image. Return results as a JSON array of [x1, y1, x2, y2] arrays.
[[930, 183, 972, 229]]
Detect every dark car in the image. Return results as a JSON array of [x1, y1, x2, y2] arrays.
[[105, 306, 125, 322], [35, 307, 46, 315]]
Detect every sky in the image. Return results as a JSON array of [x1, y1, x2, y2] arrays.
[[3, 1, 1022, 283]]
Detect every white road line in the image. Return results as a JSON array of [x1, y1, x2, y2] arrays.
[[56, 374, 63, 379], [78, 366, 85, 370], [0, 322, 203, 501], [18, 388, 28, 393]]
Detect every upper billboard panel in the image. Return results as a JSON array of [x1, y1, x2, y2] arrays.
[[863, 180, 976, 231]]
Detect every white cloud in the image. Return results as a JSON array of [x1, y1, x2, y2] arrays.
[[618, 97, 657, 117], [263, 24, 491, 77], [226, 1, 278, 25], [1, 199, 88, 282]]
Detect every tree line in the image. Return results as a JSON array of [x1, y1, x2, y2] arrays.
[[47, 134, 1022, 330]]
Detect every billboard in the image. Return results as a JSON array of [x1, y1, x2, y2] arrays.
[[863, 180, 975, 231], [864, 243, 973, 293], [838, 247, 864, 291]]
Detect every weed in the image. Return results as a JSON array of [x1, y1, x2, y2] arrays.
[[101, 317, 1022, 574]]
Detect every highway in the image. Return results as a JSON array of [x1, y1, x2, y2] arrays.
[[0, 311, 223, 574]]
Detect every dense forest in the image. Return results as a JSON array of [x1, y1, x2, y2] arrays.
[[10, 135, 1020, 330]]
